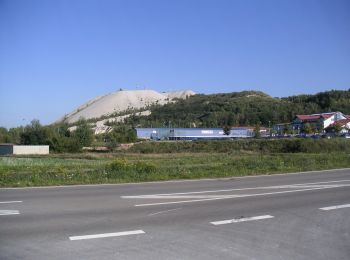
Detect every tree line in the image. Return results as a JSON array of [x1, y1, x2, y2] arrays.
[[0, 119, 137, 152]]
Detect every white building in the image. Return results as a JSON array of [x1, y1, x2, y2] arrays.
[[325, 116, 350, 134], [293, 112, 347, 133], [0, 144, 49, 155]]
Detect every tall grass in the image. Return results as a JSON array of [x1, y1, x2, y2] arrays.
[[0, 152, 349, 187], [128, 139, 350, 154]]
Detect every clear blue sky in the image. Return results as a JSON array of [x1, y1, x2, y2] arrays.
[[1, 0, 349, 128]]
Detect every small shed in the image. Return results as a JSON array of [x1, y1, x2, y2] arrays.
[[0, 144, 49, 155]]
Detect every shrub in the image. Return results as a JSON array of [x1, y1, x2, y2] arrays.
[[106, 158, 130, 172], [134, 161, 158, 173]]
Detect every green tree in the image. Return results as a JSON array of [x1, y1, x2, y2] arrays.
[[302, 123, 312, 134], [126, 127, 137, 142], [73, 119, 93, 147], [334, 123, 342, 136], [7, 127, 23, 144], [105, 126, 137, 148], [316, 123, 324, 134], [310, 124, 317, 134], [283, 124, 292, 135], [0, 127, 8, 143], [44, 123, 81, 153], [20, 120, 49, 145], [254, 124, 261, 138], [223, 125, 231, 136]]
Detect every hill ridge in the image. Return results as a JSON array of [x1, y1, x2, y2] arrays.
[[60, 89, 195, 124]]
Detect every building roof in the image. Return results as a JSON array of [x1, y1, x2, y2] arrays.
[[327, 118, 350, 128], [295, 112, 336, 121]]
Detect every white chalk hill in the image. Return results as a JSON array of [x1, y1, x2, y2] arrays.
[[60, 89, 195, 124]]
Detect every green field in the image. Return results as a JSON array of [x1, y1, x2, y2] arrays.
[[1, 151, 349, 187]]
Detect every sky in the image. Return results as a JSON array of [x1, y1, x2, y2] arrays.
[[0, 0, 349, 128]]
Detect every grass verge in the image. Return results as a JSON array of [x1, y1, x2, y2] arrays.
[[0, 152, 349, 187]]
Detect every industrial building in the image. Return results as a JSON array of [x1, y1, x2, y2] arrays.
[[136, 127, 258, 140], [0, 144, 49, 155]]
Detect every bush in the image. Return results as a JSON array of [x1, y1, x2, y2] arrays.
[[106, 158, 130, 172], [134, 161, 158, 173]]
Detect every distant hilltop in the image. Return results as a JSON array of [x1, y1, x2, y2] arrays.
[[59, 89, 195, 124]]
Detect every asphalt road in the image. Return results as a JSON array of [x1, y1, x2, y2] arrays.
[[1, 168, 350, 260]]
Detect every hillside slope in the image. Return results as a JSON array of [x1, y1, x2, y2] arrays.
[[122, 89, 350, 128], [60, 89, 195, 124]]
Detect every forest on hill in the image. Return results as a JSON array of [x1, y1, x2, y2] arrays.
[[123, 89, 350, 128]]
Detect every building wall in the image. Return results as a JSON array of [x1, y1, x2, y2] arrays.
[[13, 145, 49, 155], [323, 116, 337, 129], [0, 145, 50, 155], [0, 145, 14, 155], [136, 128, 255, 140], [340, 122, 350, 134]]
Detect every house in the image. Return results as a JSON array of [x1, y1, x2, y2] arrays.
[[292, 112, 347, 134], [325, 117, 350, 134]]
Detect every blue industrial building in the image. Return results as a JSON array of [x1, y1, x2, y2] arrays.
[[136, 127, 255, 140]]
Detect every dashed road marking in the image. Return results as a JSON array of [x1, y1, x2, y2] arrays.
[[0, 201, 22, 204], [148, 207, 182, 216], [319, 203, 350, 211], [211, 215, 274, 225], [69, 230, 145, 241], [0, 210, 20, 216]]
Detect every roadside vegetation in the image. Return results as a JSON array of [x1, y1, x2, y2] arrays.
[[0, 119, 138, 153], [0, 89, 349, 187], [128, 139, 350, 154], [1, 89, 349, 152], [0, 139, 349, 187]]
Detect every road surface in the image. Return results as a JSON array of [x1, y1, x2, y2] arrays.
[[1, 168, 350, 259]]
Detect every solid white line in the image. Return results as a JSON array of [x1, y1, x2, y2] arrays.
[[319, 203, 350, 211], [134, 185, 349, 207], [148, 207, 182, 216], [0, 201, 23, 204], [1, 168, 349, 190], [69, 230, 145, 241], [128, 195, 240, 199], [211, 215, 274, 225], [0, 210, 20, 216], [122, 179, 350, 198]]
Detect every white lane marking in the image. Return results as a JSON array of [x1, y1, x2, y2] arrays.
[[2, 168, 349, 190], [0, 201, 22, 204], [319, 203, 350, 211], [69, 230, 145, 241], [134, 195, 240, 199], [0, 210, 20, 216], [148, 207, 182, 216], [134, 185, 350, 207], [211, 215, 274, 225], [122, 179, 350, 198]]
